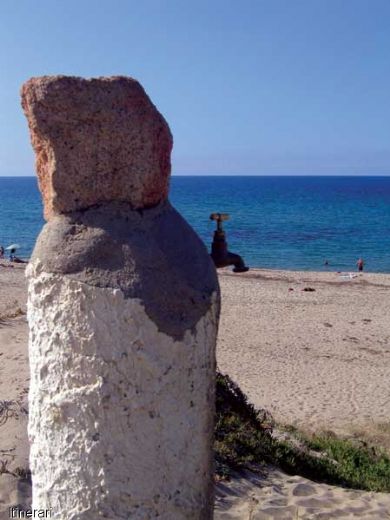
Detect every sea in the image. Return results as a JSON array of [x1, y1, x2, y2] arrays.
[[1, 175, 390, 273]]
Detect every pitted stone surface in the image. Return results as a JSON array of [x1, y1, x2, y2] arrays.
[[31, 200, 219, 340], [21, 75, 172, 220]]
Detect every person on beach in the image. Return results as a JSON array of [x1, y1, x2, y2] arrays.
[[357, 258, 364, 272], [0, 246, 4, 258], [8, 247, 26, 263], [8, 248, 27, 263]]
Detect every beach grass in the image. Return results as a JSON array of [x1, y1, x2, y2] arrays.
[[215, 372, 390, 492], [215, 371, 274, 478]]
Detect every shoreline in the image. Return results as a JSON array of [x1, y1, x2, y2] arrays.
[[2, 258, 389, 276], [221, 265, 390, 278]]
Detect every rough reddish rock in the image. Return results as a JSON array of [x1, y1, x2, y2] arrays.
[[21, 76, 173, 220]]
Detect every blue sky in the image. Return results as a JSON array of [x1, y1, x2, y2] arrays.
[[1, 0, 389, 176]]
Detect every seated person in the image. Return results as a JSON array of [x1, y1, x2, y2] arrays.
[[9, 248, 27, 263]]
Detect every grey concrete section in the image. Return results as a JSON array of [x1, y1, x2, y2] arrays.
[[32, 200, 219, 340]]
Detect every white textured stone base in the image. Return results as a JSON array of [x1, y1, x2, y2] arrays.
[[27, 262, 218, 519]]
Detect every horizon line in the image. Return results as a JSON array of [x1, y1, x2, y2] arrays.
[[1, 173, 390, 178]]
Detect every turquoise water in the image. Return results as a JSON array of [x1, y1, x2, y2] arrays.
[[1, 176, 390, 272]]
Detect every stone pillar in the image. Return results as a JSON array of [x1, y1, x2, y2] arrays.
[[21, 76, 220, 520]]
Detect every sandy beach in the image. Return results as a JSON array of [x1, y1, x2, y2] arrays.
[[0, 262, 29, 519], [0, 262, 390, 518], [218, 268, 390, 439], [216, 268, 390, 518]]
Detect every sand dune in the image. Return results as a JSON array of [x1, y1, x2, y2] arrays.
[[215, 466, 390, 519], [214, 268, 390, 518]]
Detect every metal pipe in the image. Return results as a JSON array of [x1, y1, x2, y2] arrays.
[[210, 213, 249, 273]]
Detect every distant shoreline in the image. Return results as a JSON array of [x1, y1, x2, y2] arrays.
[[1, 260, 389, 276]]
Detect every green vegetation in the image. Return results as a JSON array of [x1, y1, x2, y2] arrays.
[[215, 371, 274, 477], [215, 372, 390, 492]]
